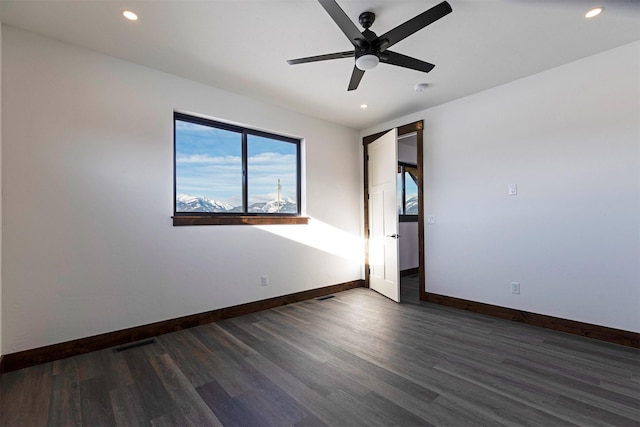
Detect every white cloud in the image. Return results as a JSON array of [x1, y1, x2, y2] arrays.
[[176, 154, 241, 165]]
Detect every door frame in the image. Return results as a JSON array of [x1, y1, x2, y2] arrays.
[[363, 121, 426, 301]]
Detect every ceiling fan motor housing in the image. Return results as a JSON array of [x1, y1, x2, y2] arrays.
[[359, 11, 375, 29], [354, 24, 381, 70]]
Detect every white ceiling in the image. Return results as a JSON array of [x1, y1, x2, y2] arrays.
[[1, 0, 639, 130]]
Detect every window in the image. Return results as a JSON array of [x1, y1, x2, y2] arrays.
[[398, 162, 418, 221], [173, 112, 306, 225]]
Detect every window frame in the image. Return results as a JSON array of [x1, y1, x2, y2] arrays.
[[398, 161, 419, 223], [173, 112, 307, 226]]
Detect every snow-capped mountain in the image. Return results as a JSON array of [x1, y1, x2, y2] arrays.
[[248, 196, 297, 213], [176, 194, 297, 213], [176, 194, 234, 212], [405, 195, 419, 215]]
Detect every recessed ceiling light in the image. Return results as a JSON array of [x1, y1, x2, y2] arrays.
[[360, 104, 368, 109], [122, 10, 138, 21], [585, 7, 604, 18], [414, 83, 429, 92]]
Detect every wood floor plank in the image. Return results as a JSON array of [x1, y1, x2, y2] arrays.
[[155, 330, 222, 387], [1, 369, 29, 427], [243, 353, 361, 426], [325, 388, 430, 427], [196, 321, 260, 358], [109, 385, 149, 427], [196, 378, 267, 427], [121, 345, 176, 421], [148, 353, 223, 427], [555, 394, 639, 427], [217, 318, 369, 398], [324, 389, 394, 427], [235, 385, 308, 427], [361, 390, 437, 427], [389, 356, 565, 426], [501, 358, 640, 420], [423, 396, 507, 427], [0, 362, 53, 427], [47, 357, 82, 427], [228, 353, 326, 426], [433, 359, 586, 426], [292, 412, 328, 427], [79, 377, 116, 426], [188, 324, 228, 353], [262, 310, 442, 413], [206, 349, 260, 398], [150, 410, 194, 427]]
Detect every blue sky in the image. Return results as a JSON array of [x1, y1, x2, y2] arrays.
[[175, 120, 297, 206]]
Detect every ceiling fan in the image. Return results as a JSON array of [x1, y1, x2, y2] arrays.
[[287, 0, 453, 91]]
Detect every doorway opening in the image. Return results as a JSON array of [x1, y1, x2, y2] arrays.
[[363, 121, 425, 302]]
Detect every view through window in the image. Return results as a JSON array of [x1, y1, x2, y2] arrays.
[[174, 113, 301, 217], [398, 163, 418, 217]]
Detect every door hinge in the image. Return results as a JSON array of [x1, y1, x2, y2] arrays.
[[367, 194, 370, 200], [367, 229, 370, 237]]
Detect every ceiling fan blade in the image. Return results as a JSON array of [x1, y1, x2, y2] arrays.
[[380, 51, 435, 73], [287, 51, 354, 65], [318, 0, 364, 47], [347, 66, 365, 91], [377, 1, 452, 52]]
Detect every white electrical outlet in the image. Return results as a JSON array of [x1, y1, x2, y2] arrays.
[[511, 282, 520, 294], [261, 275, 269, 286]]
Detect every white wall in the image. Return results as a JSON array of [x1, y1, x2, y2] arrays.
[[362, 41, 640, 332], [398, 140, 416, 164], [399, 223, 419, 272], [1, 26, 362, 354]]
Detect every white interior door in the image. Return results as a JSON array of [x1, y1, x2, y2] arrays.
[[368, 129, 400, 302]]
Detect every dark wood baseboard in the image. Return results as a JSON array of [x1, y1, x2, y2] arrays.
[[424, 292, 639, 349], [400, 267, 419, 277], [0, 280, 365, 374]]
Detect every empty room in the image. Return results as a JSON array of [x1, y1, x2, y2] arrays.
[[0, 0, 638, 425]]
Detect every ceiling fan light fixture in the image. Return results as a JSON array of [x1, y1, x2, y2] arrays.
[[355, 54, 379, 70]]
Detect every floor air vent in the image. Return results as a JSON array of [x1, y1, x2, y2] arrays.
[[114, 339, 157, 353], [316, 295, 335, 301]]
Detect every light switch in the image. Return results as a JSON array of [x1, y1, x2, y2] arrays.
[[427, 215, 436, 224], [511, 282, 520, 294], [508, 184, 518, 196]]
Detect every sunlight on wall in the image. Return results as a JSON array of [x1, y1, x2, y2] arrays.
[[257, 218, 363, 262]]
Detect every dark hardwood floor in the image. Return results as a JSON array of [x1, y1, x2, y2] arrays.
[[1, 285, 638, 426], [400, 273, 421, 304]]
